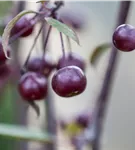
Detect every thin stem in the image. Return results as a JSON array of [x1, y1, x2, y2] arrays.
[[91, 1, 131, 150], [51, 1, 64, 16], [43, 25, 52, 56], [66, 36, 72, 52], [60, 32, 65, 57], [23, 22, 44, 68]]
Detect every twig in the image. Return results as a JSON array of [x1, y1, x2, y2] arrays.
[[23, 22, 44, 69], [43, 25, 52, 55], [91, 1, 131, 150], [60, 32, 65, 57]]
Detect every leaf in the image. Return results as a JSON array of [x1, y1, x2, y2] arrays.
[[45, 17, 80, 45], [90, 43, 111, 65], [0, 123, 53, 143], [2, 10, 37, 59]]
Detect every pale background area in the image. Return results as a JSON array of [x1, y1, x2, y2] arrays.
[[17, 1, 135, 150]]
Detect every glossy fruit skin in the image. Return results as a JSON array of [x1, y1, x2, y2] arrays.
[[113, 24, 135, 52], [57, 52, 85, 71], [0, 38, 10, 64], [11, 16, 34, 37], [27, 55, 55, 77], [18, 72, 47, 101], [52, 66, 87, 97]]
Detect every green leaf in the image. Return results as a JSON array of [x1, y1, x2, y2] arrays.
[[90, 43, 111, 65], [0, 123, 53, 143], [2, 10, 37, 59], [45, 17, 80, 45]]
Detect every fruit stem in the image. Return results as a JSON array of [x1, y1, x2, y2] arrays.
[[90, 1, 131, 150], [22, 22, 44, 70], [43, 25, 52, 56], [60, 32, 66, 58], [66, 36, 72, 52]]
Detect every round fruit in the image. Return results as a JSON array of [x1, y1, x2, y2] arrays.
[[57, 52, 85, 71], [113, 24, 135, 51], [52, 66, 87, 97], [0, 38, 10, 64], [27, 55, 55, 77], [11, 16, 34, 37], [18, 72, 47, 101]]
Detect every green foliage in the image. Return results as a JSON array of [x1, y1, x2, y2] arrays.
[[45, 17, 80, 45], [90, 43, 111, 66], [0, 84, 16, 150], [0, 1, 13, 17]]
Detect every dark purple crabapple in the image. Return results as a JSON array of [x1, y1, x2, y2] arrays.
[[11, 16, 34, 38], [27, 55, 56, 77], [52, 66, 87, 97], [113, 24, 135, 52], [57, 52, 85, 71], [18, 72, 48, 101]]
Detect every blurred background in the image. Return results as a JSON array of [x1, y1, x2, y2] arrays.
[[0, 1, 135, 150]]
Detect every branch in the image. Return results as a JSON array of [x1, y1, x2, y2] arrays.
[[45, 88, 57, 150], [91, 1, 131, 150]]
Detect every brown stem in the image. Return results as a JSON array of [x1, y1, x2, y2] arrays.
[[91, 1, 131, 150]]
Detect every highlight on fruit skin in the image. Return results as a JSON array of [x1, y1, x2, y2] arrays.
[[113, 24, 135, 52], [51, 66, 87, 97]]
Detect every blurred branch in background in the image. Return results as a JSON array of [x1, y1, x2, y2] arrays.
[[91, 1, 131, 150], [0, 2, 18, 150], [9, 1, 28, 150]]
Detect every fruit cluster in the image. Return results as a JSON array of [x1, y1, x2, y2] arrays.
[[19, 52, 87, 101], [1, 1, 87, 105]]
